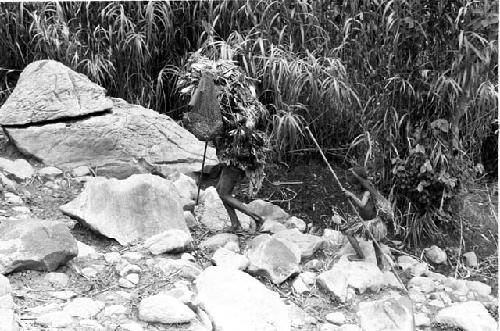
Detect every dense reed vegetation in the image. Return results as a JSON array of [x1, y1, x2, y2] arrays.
[[0, 1, 497, 245]]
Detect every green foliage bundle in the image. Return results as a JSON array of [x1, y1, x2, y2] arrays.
[[0, 0, 497, 244]]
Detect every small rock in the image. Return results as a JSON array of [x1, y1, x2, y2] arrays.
[[357, 295, 414, 331], [36, 311, 73, 328], [72, 165, 92, 177], [467, 280, 491, 297], [212, 247, 249, 270], [396, 255, 418, 271], [273, 228, 325, 259], [325, 311, 346, 325], [76, 241, 99, 259], [322, 229, 347, 249], [162, 283, 195, 305], [4, 192, 23, 205], [260, 219, 287, 233], [44, 272, 70, 287], [102, 304, 128, 316], [12, 205, 30, 214], [119, 321, 144, 331], [0, 158, 34, 181], [81, 266, 99, 278], [428, 299, 445, 308], [284, 216, 306, 232], [119, 264, 142, 277], [299, 271, 316, 286], [184, 211, 197, 227], [424, 245, 447, 264], [414, 312, 430, 327], [435, 301, 497, 331], [409, 262, 429, 277], [38, 166, 63, 178], [292, 276, 310, 295], [382, 270, 403, 289], [199, 233, 239, 252], [246, 234, 301, 284], [181, 253, 196, 262], [63, 297, 105, 318], [144, 229, 192, 255], [155, 258, 202, 280], [126, 273, 139, 285], [463, 252, 478, 267], [338, 324, 362, 331], [119, 278, 135, 289], [304, 259, 323, 271], [0, 173, 16, 192], [138, 294, 195, 324], [79, 320, 104, 330], [408, 276, 435, 293], [122, 252, 143, 261], [104, 252, 121, 264]]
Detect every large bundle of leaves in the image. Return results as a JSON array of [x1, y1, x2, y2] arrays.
[[177, 50, 269, 195]]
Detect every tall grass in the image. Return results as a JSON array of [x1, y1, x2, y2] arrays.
[[0, 0, 497, 244]]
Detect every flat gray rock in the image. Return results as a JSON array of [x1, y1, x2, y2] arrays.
[[6, 98, 217, 179], [0, 60, 113, 125], [0, 219, 77, 274], [138, 294, 195, 324], [434, 301, 497, 331], [245, 234, 301, 284], [357, 295, 414, 331], [60, 174, 189, 245], [0, 158, 34, 181], [273, 228, 324, 260], [195, 266, 291, 331], [144, 229, 192, 255]]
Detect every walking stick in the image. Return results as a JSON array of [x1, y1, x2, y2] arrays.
[[304, 126, 408, 294], [196, 141, 208, 206]]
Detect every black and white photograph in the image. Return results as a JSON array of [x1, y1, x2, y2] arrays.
[[0, 1, 497, 330]]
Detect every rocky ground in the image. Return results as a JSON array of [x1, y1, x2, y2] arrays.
[[0, 145, 497, 331]]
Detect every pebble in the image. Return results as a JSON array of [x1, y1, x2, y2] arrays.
[[4, 192, 23, 205], [119, 278, 136, 289], [104, 252, 121, 264], [408, 276, 435, 293], [463, 252, 478, 267], [102, 304, 128, 316], [414, 312, 430, 327], [44, 272, 70, 287], [12, 206, 30, 214], [126, 273, 140, 285], [50, 291, 77, 300], [79, 319, 104, 331], [122, 252, 143, 261], [81, 267, 99, 278], [325, 311, 346, 324], [303, 259, 323, 271], [181, 252, 196, 262], [424, 245, 447, 264], [36, 311, 73, 328], [292, 276, 310, 295], [72, 166, 91, 177], [120, 321, 144, 331], [38, 166, 63, 178], [119, 264, 142, 277], [63, 297, 105, 318]]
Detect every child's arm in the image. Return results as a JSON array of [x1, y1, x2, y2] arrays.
[[343, 190, 370, 208]]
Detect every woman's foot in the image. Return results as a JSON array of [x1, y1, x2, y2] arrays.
[[251, 214, 264, 233]]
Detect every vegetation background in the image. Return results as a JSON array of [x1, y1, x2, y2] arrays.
[[0, 0, 497, 246]]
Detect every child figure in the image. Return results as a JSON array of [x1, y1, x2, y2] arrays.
[[341, 166, 389, 270]]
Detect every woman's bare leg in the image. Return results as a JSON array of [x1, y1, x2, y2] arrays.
[[216, 166, 264, 232]]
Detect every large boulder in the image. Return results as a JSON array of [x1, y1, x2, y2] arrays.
[[0, 219, 78, 274], [0, 60, 113, 125], [195, 266, 291, 331], [245, 234, 301, 284], [434, 301, 497, 331], [5, 98, 217, 179], [60, 174, 189, 245]]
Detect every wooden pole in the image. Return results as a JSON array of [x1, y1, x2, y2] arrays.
[[196, 141, 208, 206]]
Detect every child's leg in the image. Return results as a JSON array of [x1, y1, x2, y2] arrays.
[[374, 242, 384, 270], [347, 235, 365, 261]]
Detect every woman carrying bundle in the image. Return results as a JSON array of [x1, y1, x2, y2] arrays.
[[178, 51, 267, 234]]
